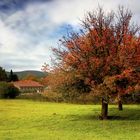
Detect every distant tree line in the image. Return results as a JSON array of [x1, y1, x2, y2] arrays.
[[0, 67, 18, 82], [8, 70, 19, 82], [0, 67, 8, 81]]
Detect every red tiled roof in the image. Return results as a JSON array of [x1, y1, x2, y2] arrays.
[[13, 80, 43, 87]]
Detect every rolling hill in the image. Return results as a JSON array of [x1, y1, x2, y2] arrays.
[[7, 70, 47, 79]]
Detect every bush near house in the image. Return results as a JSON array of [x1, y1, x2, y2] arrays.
[[0, 82, 20, 99]]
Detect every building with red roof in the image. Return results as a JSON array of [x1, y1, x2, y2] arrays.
[[13, 80, 44, 93]]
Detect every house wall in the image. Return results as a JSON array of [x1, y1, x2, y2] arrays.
[[19, 87, 44, 93]]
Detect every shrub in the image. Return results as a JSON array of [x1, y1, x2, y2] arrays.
[[0, 82, 8, 98], [43, 90, 63, 102], [17, 93, 47, 101], [0, 82, 20, 99]]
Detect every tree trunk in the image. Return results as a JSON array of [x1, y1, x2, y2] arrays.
[[118, 100, 123, 111], [118, 94, 123, 111], [101, 98, 108, 120]]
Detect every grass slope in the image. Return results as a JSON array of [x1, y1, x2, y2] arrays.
[[0, 100, 140, 140]]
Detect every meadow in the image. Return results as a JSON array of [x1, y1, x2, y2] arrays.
[[0, 100, 140, 140]]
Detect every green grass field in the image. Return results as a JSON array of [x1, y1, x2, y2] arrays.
[[0, 100, 140, 140]]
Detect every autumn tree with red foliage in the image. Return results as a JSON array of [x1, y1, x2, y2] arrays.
[[45, 7, 140, 119]]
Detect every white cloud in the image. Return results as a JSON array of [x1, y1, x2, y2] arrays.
[[0, 20, 18, 53]]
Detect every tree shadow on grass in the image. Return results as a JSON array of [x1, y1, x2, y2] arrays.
[[68, 114, 98, 121], [109, 107, 140, 120], [67, 108, 140, 121]]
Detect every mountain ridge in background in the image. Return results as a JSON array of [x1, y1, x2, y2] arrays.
[[6, 70, 47, 79]]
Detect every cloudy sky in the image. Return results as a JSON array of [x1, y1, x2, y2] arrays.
[[0, 0, 140, 71]]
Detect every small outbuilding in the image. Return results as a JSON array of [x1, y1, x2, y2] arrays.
[[13, 80, 44, 93]]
